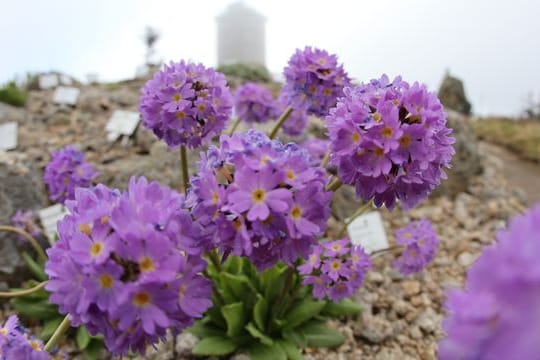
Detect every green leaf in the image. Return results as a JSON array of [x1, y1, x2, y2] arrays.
[[245, 322, 273, 346], [277, 339, 304, 360], [192, 336, 237, 356], [11, 297, 59, 320], [21, 252, 47, 281], [40, 317, 63, 341], [261, 265, 288, 303], [253, 294, 269, 330], [247, 342, 287, 360], [302, 324, 345, 348], [221, 302, 246, 337], [322, 299, 362, 317], [282, 328, 306, 348], [188, 321, 224, 338], [283, 299, 326, 329], [76, 326, 91, 350], [83, 339, 104, 360]]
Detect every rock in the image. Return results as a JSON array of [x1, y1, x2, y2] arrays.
[[175, 333, 199, 356], [401, 280, 421, 298], [457, 251, 477, 268], [0, 152, 46, 285], [355, 314, 394, 343], [433, 111, 483, 198], [438, 72, 472, 115], [415, 308, 440, 334]]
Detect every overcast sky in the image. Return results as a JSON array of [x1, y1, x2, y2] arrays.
[[1, 0, 539, 116]]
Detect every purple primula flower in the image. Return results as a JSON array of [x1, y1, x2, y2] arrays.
[[11, 209, 42, 241], [45, 177, 212, 356], [43, 145, 98, 204], [139, 60, 233, 149], [299, 238, 371, 302], [234, 82, 275, 123], [392, 218, 439, 275], [282, 46, 350, 117], [327, 75, 455, 210], [0, 316, 51, 360], [439, 204, 540, 359], [302, 138, 329, 166], [186, 129, 331, 270], [275, 94, 309, 136]]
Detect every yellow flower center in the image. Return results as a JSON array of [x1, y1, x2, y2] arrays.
[[79, 223, 92, 236], [290, 206, 302, 220], [252, 189, 266, 203], [399, 135, 411, 147], [352, 132, 361, 143], [286, 169, 295, 180], [323, 88, 332, 96], [331, 260, 341, 270], [381, 127, 393, 138], [173, 94, 182, 102], [176, 111, 186, 120], [179, 284, 187, 300], [99, 274, 114, 289], [309, 254, 318, 264], [332, 243, 341, 252], [352, 254, 359, 264], [139, 256, 156, 273], [373, 112, 382, 122], [374, 147, 385, 156], [318, 58, 326, 65], [308, 85, 317, 94], [63, 177, 70, 185], [403, 232, 412, 239], [408, 114, 422, 123], [392, 99, 400, 106], [100, 216, 109, 225], [133, 292, 151, 307], [197, 103, 206, 112], [0, 328, 7, 335], [29, 341, 42, 351], [233, 219, 242, 231], [211, 191, 219, 204], [90, 242, 103, 257]]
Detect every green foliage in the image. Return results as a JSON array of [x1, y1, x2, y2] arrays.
[[11, 261, 104, 359], [217, 63, 272, 84], [189, 257, 361, 359], [0, 81, 27, 107]]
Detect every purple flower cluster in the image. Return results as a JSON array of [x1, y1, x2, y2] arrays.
[[439, 204, 540, 359], [298, 238, 371, 301], [45, 177, 212, 355], [302, 138, 330, 166], [275, 94, 309, 136], [392, 218, 438, 275], [139, 60, 233, 148], [282, 47, 350, 117], [327, 75, 455, 209], [0, 316, 50, 360], [186, 130, 331, 270], [11, 209, 42, 240], [234, 82, 275, 123], [43, 145, 98, 204]]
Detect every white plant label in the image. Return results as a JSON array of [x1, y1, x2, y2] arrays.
[[38, 74, 59, 89], [105, 110, 140, 142], [38, 204, 68, 241], [53, 86, 80, 106], [347, 211, 389, 254], [0, 122, 18, 150]]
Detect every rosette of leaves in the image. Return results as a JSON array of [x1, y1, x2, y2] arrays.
[[190, 256, 361, 359], [9, 252, 104, 359]]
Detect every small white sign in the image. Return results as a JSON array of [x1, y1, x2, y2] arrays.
[[105, 110, 140, 142], [38, 204, 68, 241], [53, 86, 80, 106], [347, 211, 389, 254], [39, 74, 59, 89], [0, 122, 18, 150]]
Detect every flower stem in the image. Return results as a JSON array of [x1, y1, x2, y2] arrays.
[[0, 281, 47, 298], [320, 150, 331, 168], [370, 245, 403, 259], [275, 266, 295, 317], [208, 249, 222, 273], [44, 315, 71, 352], [0, 225, 47, 262], [337, 199, 374, 238], [325, 177, 343, 192], [228, 118, 241, 136], [180, 146, 189, 193], [269, 106, 293, 139]]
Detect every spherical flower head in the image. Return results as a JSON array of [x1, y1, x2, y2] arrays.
[[45, 177, 212, 356], [439, 204, 540, 359], [186, 129, 332, 270], [234, 82, 275, 123], [275, 93, 309, 136], [0, 315, 51, 359], [392, 218, 438, 275], [43, 145, 99, 204], [282, 46, 350, 117], [11, 209, 43, 241], [298, 238, 371, 301], [327, 75, 455, 210], [139, 60, 233, 149]]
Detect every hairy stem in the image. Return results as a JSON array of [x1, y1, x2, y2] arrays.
[[0, 225, 47, 262], [0, 281, 47, 298], [228, 118, 241, 136], [320, 150, 331, 168], [44, 315, 71, 352], [269, 106, 293, 139], [337, 199, 375, 238], [180, 146, 189, 193], [325, 177, 343, 192]]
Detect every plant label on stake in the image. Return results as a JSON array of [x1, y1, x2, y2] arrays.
[[38, 204, 68, 242], [105, 110, 140, 142], [0, 122, 17, 151], [53, 86, 80, 106], [347, 211, 389, 254]]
